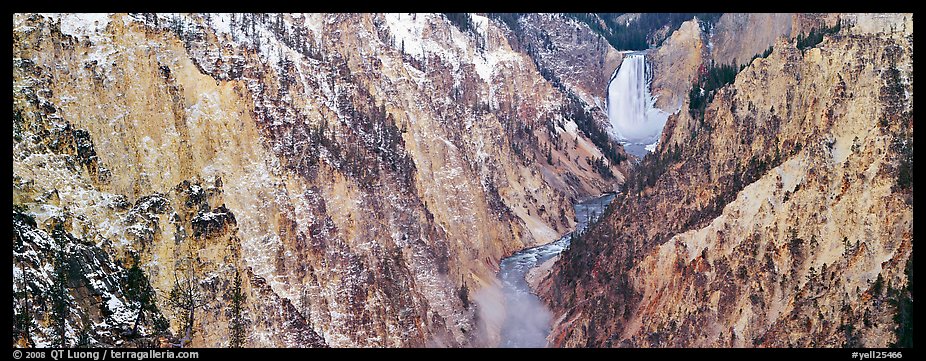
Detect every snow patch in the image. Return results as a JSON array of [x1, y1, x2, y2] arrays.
[[470, 14, 489, 39], [208, 13, 233, 36], [562, 120, 579, 137], [383, 13, 433, 61], [41, 13, 112, 41]]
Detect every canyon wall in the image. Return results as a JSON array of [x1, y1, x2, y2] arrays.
[[543, 13, 913, 348], [12, 13, 623, 347]]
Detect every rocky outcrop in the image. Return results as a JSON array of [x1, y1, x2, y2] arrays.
[[500, 13, 631, 190], [650, 19, 704, 112], [543, 14, 913, 348], [709, 13, 793, 67], [12, 13, 622, 348], [516, 14, 624, 113]]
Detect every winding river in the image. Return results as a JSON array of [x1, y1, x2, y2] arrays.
[[498, 193, 616, 347]]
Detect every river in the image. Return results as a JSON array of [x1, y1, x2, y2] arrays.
[[497, 193, 617, 347]]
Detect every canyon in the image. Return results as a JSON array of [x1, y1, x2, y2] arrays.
[[13, 12, 625, 348], [12, 12, 913, 349], [542, 13, 914, 348]]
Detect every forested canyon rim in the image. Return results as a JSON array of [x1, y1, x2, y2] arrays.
[[12, 12, 913, 349]]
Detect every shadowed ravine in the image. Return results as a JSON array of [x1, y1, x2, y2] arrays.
[[498, 193, 616, 347]]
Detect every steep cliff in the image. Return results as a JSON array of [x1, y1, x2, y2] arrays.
[[12, 13, 623, 347], [499, 13, 632, 188], [650, 19, 704, 112], [708, 13, 793, 67], [651, 13, 853, 117], [515, 14, 624, 113], [543, 13, 913, 348]]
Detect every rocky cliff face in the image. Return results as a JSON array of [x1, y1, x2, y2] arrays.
[[12, 13, 624, 347], [708, 13, 793, 67], [650, 13, 860, 117], [515, 14, 624, 114], [543, 13, 913, 348], [650, 19, 704, 112]]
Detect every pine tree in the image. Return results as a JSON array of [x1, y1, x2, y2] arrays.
[[300, 288, 312, 321], [167, 257, 205, 348], [15, 261, 34, 347], [50, 251, 70, 348], [806, 266, 817, 285], [76, 316, 92, 348], [457, 275, 470, 308], [842, 237, 852, 259], [125, 255, 156, 337], [872, 273, 885, 296], [228, 270, 247, 348]]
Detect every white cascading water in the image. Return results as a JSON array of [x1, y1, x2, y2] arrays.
[[606, 53, 670, 155]]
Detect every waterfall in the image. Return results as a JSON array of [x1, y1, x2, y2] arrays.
[[606, 53, 669, 155]]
